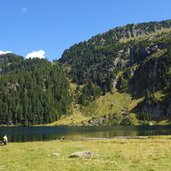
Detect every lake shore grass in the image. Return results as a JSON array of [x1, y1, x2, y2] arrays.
[[0, 136, 171, 171], [1, 118, 171, 127]]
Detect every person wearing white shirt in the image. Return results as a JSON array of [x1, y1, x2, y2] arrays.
[[3, 135, 8, 145]]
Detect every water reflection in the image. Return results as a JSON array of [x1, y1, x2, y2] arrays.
[[0, 126, 171, 142]]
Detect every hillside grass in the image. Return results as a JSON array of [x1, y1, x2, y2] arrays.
[[47, 114, 89, 126], [81, 92, 131, 117], [155, 120, 171, 125], [141, 49, 168, 66], [1, 137, 171, 171], [153, 90, 166, 102], [48, 90, 171, 126], [49, 92, 131, 126], [49, 82, 169, 126], [128, 97, 144, 112]]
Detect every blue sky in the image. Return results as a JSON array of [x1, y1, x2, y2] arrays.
[[0, 0, 171, 61]]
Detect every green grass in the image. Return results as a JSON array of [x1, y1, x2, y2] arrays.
[[1, 137, 171, 171], [153, 90, 166, 102], [47, 83, 169, 126], [47, 114, 89, 126], [142, 49, 167, 66], [81, 92, 131, 117], [153, 120, 171, 125], [48, 92, 131, 126], [128, 97, 144, 112], [48, 90, 170, 126]]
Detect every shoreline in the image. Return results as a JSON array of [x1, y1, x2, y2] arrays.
[[3, 135, 171, 143]]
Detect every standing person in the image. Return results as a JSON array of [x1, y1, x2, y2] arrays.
[[3, 135, 8, 145]]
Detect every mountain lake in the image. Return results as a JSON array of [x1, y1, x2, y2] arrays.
[[1, 126, 171, 142]]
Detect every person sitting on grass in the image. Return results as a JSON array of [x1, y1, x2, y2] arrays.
[[3, 135, 8, 145]]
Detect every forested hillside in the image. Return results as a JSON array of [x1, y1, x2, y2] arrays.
[[0, 54, 71, 125], [59, 19, 171, 124], [1, 19, 171, 126]]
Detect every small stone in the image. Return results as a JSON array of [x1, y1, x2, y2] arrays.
[[69, 151, 94, 158], [53, 152, 61, 157]]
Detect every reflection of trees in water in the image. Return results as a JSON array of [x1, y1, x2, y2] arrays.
[[10, 134, 59, 142], [137, 126, 171, 136], [0, 126, 171, 142]]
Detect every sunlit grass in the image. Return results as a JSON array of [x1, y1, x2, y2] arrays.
[[48, 92, 131, 126], [128, 97, 144, 112], [81, 92, 131, 117], [153, 90, 166, 102], [0, 137, 171, 171], [47, 114, 89, 126]]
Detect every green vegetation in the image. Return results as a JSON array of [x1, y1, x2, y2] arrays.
[[1, 19, 171, 126], [59, 20, 171, 100], [48, 92, 132, 126], [0, 54, 71, 126], [81, 92, 131, 117], [59, 19, 171, 123], [51, 92, 142, 126], [1, 137, 171, 171], [47, 114, 89, 126]]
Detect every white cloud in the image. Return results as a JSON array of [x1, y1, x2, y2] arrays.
[[0, 50, 12, 55], [21, 7, 28, 13], [25, 50, 46, 59]]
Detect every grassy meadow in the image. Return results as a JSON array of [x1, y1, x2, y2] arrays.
[[0, 136, 171, 171]]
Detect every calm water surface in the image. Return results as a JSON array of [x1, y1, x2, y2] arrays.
[[0, 126, 171, 142]]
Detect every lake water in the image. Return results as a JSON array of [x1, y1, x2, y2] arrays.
[[0, 126, 171, 142]]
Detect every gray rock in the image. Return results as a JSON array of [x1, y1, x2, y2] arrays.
[[69, 151, 94, 158]]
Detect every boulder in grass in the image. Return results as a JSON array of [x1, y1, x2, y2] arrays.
[[69, 151, 94, 158]]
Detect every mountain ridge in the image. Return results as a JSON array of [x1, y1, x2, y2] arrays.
[[58, 19, 171, 125]]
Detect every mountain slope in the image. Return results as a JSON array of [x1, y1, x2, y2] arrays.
[[1, 19, 171, 126], [58, 19, 171, 124]]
